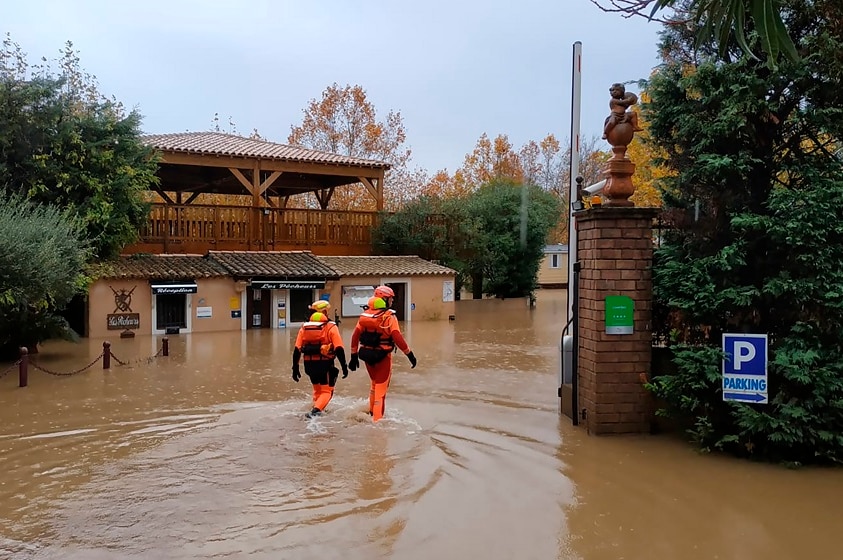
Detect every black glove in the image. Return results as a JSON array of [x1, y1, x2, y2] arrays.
[[407, 351, 417, 369], [292, 364, 301, 382], [342, 364, 349, 378], [349, 353, 359, 371]]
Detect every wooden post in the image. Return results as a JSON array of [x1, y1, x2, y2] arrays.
[[163, 336, 169, 357], [103, 341, 111, 370], [19, 347, 28, 388]]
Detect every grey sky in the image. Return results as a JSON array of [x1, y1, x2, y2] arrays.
[[4, 0, 663, 174]]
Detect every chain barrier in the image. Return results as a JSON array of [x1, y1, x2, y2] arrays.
[[15, 337, 169, 380], [29, 352, 105, 377], [0, 360, 21, 380], [109, 345, 166, 368]]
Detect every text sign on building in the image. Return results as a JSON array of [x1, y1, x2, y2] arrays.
[[107, 313, 140, 330], [151, 283, 198, 295], [250, 280, 326, 290], [722, 333, 768, 404], [604, 295, 634, 335]]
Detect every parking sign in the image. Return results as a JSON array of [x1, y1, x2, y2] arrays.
[[722, 333, 768, 404]]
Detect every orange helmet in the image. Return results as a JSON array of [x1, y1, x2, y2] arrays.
[[309, 311, 329, 323], [374, 285, 394, 299], [366, 296, 387, 310]]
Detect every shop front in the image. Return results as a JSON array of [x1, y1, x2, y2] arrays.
[[246, 279, 327, 329]]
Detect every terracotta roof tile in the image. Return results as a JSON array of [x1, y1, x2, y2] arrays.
[[91, 254, 229, 280], [142, 132, 391, 169], [208, 251, 340, 279], [316, 255, 456, 277]]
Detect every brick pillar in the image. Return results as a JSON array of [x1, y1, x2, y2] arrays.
[[575, 206, 657, 434]]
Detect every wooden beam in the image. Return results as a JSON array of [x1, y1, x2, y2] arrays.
[[377, 170, 385, 211], [162, 151, 388, 179], [359, 177, 378, 201], [151, 186, 175, 205], [229, 167, 254, 194], [252, 161, 261, 208], [184, 191, 201, 205], [316, 187, 336, 210], [258, 171, 282, 196]]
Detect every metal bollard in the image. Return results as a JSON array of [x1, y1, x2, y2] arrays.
[[19, 347, 28, 388], [103, 341, 111, 370], [162, 336, 169, 357]]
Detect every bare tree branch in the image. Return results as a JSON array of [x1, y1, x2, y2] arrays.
[[588, 0, 683, 23]]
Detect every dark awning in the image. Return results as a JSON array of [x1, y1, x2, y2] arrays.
[[150, 282, 198, 295], [249, 279, 326, 290]]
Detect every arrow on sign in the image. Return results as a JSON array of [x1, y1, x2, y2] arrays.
[[724, 392, 767, 402]]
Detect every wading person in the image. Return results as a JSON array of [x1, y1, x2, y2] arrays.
[[292, 311, 349, 418], [349, 296, 417, 422]]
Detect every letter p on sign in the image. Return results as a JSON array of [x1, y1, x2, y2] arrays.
[[722, 333, 767, 377], [733, 341, 756, 371]]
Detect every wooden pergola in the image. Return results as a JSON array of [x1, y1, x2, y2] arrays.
[[127, 132, 392, 255]]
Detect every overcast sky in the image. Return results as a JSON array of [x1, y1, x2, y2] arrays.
[[4, 0, 663, 174]]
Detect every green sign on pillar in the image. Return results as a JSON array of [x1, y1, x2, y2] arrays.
[[605, 295, 634, 335]]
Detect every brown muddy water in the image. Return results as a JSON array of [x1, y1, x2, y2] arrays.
[[0, 290, 841, 560]]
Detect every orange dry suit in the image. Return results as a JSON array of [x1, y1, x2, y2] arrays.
[[293, 319, 347, 412], [350, 308, 415, 421]]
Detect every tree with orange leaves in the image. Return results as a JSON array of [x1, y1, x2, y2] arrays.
[[626, 89, 670, 208], [287, 83, 416, 211]]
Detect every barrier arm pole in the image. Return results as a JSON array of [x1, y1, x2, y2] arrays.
[[561, 41, 582, 425]]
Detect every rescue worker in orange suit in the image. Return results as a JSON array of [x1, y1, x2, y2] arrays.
[[349, 296, 417, 422], [292, 311, 349, 418]]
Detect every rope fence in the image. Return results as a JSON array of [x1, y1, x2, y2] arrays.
[[10, 337, 170, 388]]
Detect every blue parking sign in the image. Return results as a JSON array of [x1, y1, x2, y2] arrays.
[[722, 333, 768, 404]]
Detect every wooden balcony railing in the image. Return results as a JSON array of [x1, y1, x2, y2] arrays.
[[126, 204, 382, 256]]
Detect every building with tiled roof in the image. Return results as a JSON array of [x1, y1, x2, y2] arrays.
[[86, 249, 456, 338]]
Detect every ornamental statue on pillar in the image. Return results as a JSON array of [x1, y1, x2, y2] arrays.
[[601, 83, 643, 206]]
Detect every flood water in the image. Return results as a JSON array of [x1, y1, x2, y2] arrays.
[[1, 289, 841, 559]]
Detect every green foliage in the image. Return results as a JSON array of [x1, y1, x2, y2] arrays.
[[647, 0, 843, 463], [0, 34, 158, 260], [642, 0, 799, 68], [0, 194, 91, 358], [373, 195, 482, 294], [373, 181, 560, 299], [467, 180, 561, 298]]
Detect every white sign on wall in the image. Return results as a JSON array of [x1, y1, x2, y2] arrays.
[[342, 285, 375, 317], [196, 306, 212, 318], [442, 281, 455, 303]]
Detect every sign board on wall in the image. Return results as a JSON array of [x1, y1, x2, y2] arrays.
[[107, 313, 140, 330], [150, 283, 198, 295], [443, 281, 455, 302], [197, 306, 212, 318], [108, 285, 140, 331], [605, 295, 634, 335], [342, 285, 375, 317], [250, 280, 326, 290], [277, 297, 287, 328]]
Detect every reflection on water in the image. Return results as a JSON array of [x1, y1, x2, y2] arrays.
[[0, 290, 841, 559]]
